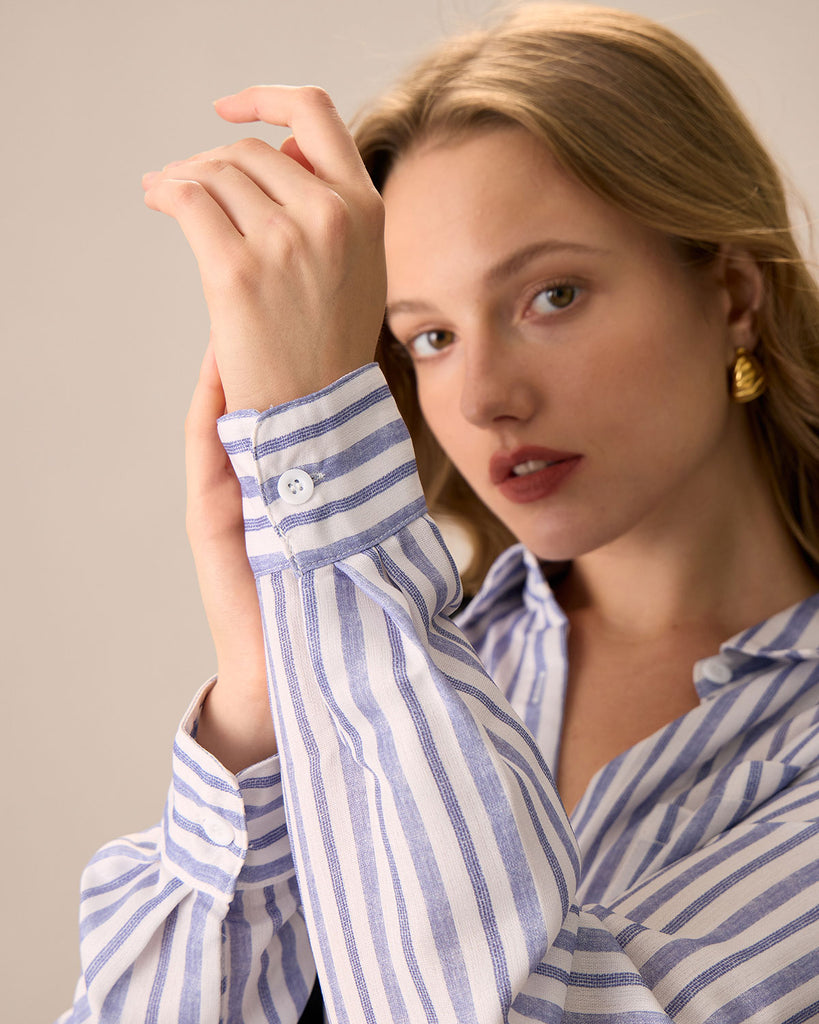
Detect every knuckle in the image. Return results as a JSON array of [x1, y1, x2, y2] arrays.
[[314, 189, 352, 240], [172, 179, 205, 206], [233, 136, 270, 159], [298, 85, 333, 111], [195, 157, 229, 176]]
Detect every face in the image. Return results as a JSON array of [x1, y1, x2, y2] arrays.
[[382, 128, 757, 563]]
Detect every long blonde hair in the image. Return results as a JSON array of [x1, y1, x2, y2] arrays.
[[354, 4, 819, 593]]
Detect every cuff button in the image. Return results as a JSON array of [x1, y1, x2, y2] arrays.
[[199, 813, 235, 847], [277, 468, 315, 505]]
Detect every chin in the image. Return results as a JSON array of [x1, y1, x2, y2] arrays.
[[510, 510, 623, 564]]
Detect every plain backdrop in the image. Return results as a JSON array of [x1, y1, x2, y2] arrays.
[[3, 1, 817, 1020]]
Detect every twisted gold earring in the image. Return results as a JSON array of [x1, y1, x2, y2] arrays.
[[730, 347, 766, 403]]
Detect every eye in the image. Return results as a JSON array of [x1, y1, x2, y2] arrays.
[[406, 328, 456, 360], [529, 283, 579, 315]]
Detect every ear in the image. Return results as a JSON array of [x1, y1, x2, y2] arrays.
[[715, 246, 764, 355]]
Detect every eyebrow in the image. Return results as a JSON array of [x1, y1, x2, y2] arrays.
[[386, 240, 610, 319]]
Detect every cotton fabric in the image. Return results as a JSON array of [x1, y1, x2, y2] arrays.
[[60, 364, 819, 1023]]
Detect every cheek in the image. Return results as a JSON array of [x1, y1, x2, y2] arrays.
[[417, 373, 458, 446], [590, 329, 731, 477]]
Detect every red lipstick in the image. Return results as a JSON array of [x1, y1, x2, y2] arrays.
[[490, 446, 582, 504]]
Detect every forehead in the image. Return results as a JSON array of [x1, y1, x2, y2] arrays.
[[381, 127, 664, 292]]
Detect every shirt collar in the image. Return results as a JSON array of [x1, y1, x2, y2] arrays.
[[720, 591, 819, 661], [458, 544, 568, 633], [462, 546, 819, 697]]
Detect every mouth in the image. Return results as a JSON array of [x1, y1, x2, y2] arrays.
[[511, 458, 560, 476], [490, 446, 581, 484], [490, 446, 582, 504]]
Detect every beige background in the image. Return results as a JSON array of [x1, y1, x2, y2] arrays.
[[2, 1, 817, 1020]]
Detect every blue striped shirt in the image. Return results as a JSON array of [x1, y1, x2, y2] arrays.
[[60, 364, 819, 1022]]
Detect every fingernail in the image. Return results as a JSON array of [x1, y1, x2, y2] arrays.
[[142, 170, 159, 188]]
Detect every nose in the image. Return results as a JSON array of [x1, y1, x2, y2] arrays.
[[458, 329, 537, 427]]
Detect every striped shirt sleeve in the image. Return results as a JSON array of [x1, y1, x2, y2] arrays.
[[215, 362, 819, 1023], [57, 682, 314, 1023]]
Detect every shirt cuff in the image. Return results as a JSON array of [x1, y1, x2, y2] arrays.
[[217, 364, 428, 576], [162, 681, 293, 898]]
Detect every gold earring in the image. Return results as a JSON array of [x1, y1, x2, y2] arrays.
[[730, 347, 766, 403]]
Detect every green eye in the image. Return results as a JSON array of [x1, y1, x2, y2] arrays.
[[531, 284, 578, 313], [409, 329, 456, 359]]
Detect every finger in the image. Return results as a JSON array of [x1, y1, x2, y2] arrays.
[[146, 140, 324, 210], [214, 86, 368, 190], [147, 157, 282, 235], [280, 135, 314, 175], [144, 176, 242, 266]]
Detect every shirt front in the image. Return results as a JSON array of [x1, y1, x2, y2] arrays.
[[61, 364, 819, 1024]]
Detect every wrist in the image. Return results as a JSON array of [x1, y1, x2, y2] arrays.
[[196, 674, 277, 773]]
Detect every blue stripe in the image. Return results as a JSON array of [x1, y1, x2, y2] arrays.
[[84, 878, 184, 985], [81, 868, 163, 936], [297, 572, 399, 1021], [664, 904, 819, 1016], [266, 571, 353, 1024], [254, 383, 394, 456], [258, 949, 284, 1024], [99, 965, 133, 1018], [146, 907, 177, 1024], [288, 495, 427, 572], [226, 891, 253, 1024], [277, 916, 312, 1014], [704, 949, 819, 1024], [278, 458, 419, 530], [260, 419, 410, 504], [757, 594, 819, 653], [162, 824, 237, 894], [491, 734, 573, 918], [385, 613, 513, 1016], [173, 742, 241, 795], [180, 890, 213, 1022], [335, 568, 480, 1020]]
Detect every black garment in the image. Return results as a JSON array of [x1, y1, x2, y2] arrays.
[[298, 978, 324, 1022]]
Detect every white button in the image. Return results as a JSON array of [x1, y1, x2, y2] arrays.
[[277, 469, 314, 505], [199, 813, 235, 847], [700, 657, 733, 684]]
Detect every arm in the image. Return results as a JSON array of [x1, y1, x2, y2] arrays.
[[58, 683, 314, 1023], [58, 313, 314, 1024], [220, 364, 819, 1022]]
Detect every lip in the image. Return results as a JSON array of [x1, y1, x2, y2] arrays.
[[490, 445, 583, 504]]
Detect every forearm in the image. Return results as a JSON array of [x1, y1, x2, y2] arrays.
[[196, 670, 277, 774], [221, 365, 819, 1022], [218, 366, 579, 1017]]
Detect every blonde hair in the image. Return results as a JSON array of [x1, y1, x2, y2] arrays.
[[354, 4, 819, 593]]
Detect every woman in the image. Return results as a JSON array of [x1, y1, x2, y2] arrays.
[[61, 5, 819, 1022]]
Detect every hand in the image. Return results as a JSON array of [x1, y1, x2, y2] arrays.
[[185, 343, 276, 772], [142, 85, 387, 413]]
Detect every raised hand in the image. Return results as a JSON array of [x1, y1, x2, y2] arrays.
[[145, 86, 387, 770], [143, 86, 387, 413]]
